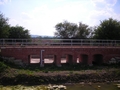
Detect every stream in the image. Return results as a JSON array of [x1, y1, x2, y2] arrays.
[[0, 83, 119, 90]]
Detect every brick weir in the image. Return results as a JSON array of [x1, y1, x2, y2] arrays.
[[0, 46, 120, 67]]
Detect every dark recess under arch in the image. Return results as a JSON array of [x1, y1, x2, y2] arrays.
[[93, 54, 103, 65], [81, 54, 88, 65]]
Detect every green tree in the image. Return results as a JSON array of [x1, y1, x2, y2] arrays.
[[9, 25, 31, 39], [0, 13, 10, 38], [93, 18, 120, 40], [54, 21, 78, 39], [54, 21, 91, 39], [76, 22, 91, 39]]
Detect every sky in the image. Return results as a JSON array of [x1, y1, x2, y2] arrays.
[[0, 0, 120, 36]]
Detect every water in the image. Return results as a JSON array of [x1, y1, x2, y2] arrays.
[[67, 83, 119, 90], [0, 83, 119, 90]]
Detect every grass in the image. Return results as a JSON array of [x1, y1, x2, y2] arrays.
[[0, 60, 119, 79], [0, 57, 120, 89], [0, 57, 120, 81]]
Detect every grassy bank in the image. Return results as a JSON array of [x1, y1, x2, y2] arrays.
[[0, 58, 120, 85]]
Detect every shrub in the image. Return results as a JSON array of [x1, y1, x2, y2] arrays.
[[0, 61, 8, 72]]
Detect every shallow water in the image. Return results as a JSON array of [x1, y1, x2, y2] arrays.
[[0, 83, 119, 90], [67, 83, 119, 90]]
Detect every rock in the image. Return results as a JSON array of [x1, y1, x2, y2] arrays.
[[98, 85, 101, 88], [47, 84, 67, 90], [117, 86, 120, 88]]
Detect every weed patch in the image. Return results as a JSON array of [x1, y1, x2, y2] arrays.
[[0, 61, 9, 72]]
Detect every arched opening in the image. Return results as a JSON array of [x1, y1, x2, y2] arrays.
[[67, 54, 73, 64], [61, 54, 73, 65], [93, 54, 103, 65], [77, 57, 79, 63], [44, 55, 54, 65], [60, 54, 78, 65], [61, 55, 67, 64], [81, 54, 88, 65], [30, 55, 40, 64]]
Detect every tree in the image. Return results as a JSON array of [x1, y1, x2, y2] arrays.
[[76, 22, 91, 39], [93, 18, 120, 40], [54, 21, 91, 39], [9, 25, 31, 39], [0, 13, 10, 38], [54, 21, 78, 39]]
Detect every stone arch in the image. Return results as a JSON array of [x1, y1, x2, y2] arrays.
[[93, 54, 103, 65]]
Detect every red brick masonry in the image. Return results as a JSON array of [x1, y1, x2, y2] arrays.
[[1, 46, 120, 66]]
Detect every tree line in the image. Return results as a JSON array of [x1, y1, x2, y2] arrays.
[[0, 13, 31, 39], [54, 19, 120, 40], [1, 12, 120, 40]]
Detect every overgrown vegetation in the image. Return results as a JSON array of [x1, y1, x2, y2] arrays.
[[0, 56, 120, 72], [0, 61, 8, 72], [0, 57, 120, 85]]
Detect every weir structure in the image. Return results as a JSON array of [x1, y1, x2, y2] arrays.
[[0, 39, 120, 67]]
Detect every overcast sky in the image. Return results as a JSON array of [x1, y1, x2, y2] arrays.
[[0, 0, 120, 36]]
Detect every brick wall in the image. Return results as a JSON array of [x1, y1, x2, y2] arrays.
[[1, 47, 120, 66]]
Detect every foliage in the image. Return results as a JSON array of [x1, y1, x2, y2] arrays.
[[0, 12, 10, 38], [76, 22, 91, 39], [9, 25, 31, 39], [54, 21, 77, 38], [0, 61, 8, 72], [0, 59, 120, 85], [0, 12, 31, 39], [93, 18, 120, 40], [54, 21, 91, 39]]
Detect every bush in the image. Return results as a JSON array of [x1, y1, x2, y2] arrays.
[[0, 61, 8, 72]]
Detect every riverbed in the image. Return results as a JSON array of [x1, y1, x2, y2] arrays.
[[0, 83, 119, 90]]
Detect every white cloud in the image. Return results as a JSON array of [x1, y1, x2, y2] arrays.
[[89, 0, 119, 25], [54, 0, 66, 2], [0, 0, 11, 5], [91, 0, 117, 7], [105, 0, 117, 6], [20, 1, 92, 35], [8, 0, 120, 36], [9, 18, 19, 26]]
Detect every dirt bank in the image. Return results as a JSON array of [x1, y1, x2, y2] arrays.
[[0, 69, 120, 85]]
